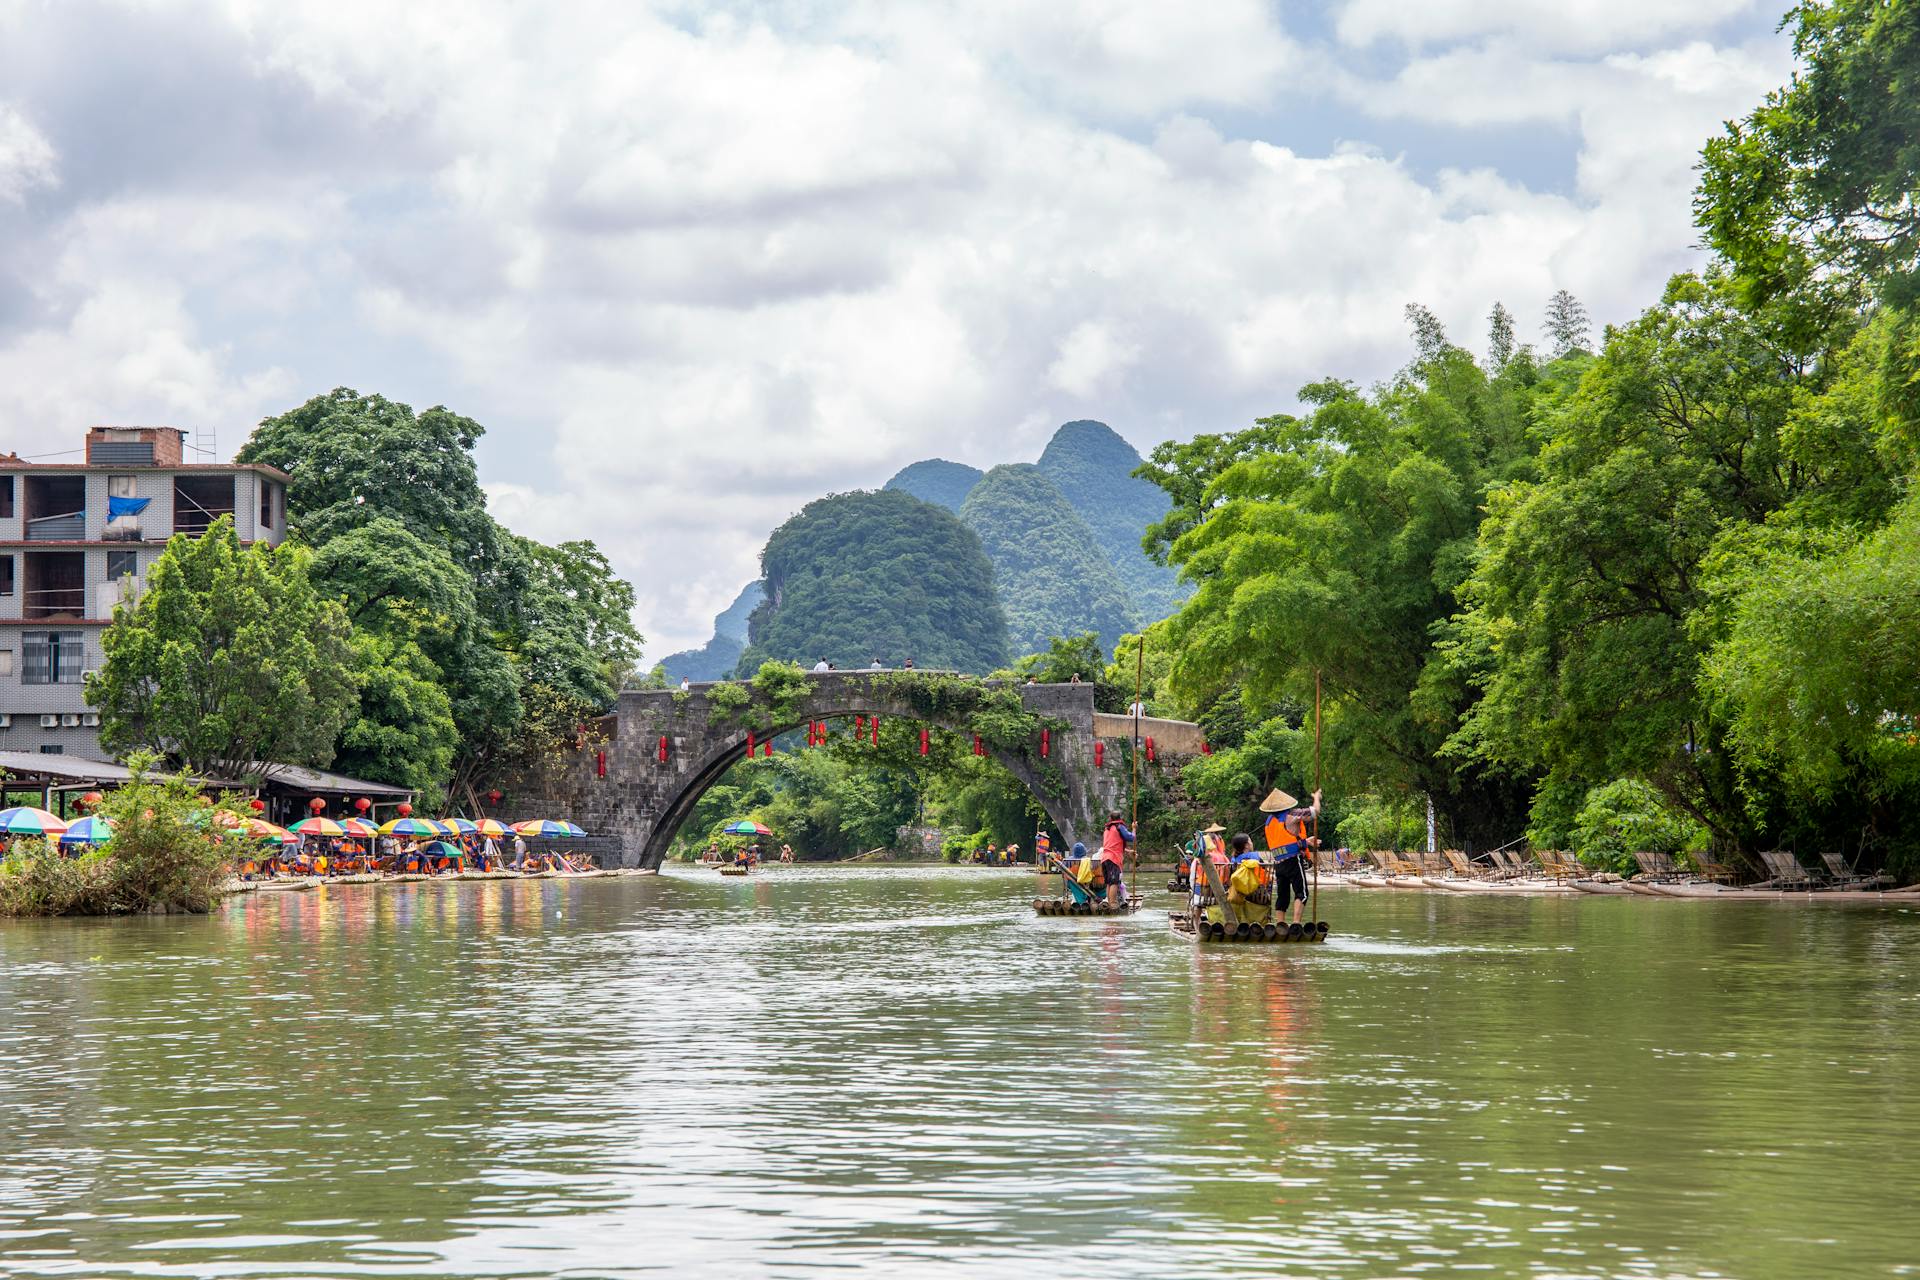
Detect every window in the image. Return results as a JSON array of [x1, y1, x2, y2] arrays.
[[0, 554, 11, 596], [0, 649, 13, 676], [260, 480, 274, 529], [39, 745, 63, 755], [106, 550, 137, 580], [22, 631, 84, 685], [107, 475, 135, 498], [0, 475, 12, 518]]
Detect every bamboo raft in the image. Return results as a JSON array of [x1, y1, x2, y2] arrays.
[[1031, 896, 1140, 916], [716, 865, 752, 877], [1170, 910, 1329, 943]]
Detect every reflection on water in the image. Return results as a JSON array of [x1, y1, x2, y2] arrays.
[[0, 868, 1915, 1277]]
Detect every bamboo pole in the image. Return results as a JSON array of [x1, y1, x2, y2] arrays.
[[1129, 634, 1144, 903], [1312, 668, 1322, 928]]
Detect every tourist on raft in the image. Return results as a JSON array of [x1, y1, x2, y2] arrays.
[[1099, 810, 1133, 906], [1266, 791, 1322, 936]]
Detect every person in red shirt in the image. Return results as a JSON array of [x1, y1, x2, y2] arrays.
[[1099, 810, 1133, 907]]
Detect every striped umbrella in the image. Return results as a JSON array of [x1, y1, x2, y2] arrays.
[[722, 820, 773, 837], [380, 817, 443, 838], [472, 818, 511, 838], [442, 818, 478, 835], [0, 806, 69, 838], [555, 820, 588, 837], [291, 816, 347, 838], [246, 818, 295, 844], [58, 815, 115, 846], [512, 819, 576, 838], [340, 817, 379, 837]]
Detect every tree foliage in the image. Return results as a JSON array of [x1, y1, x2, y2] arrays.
[[90, 517, 358, 783]]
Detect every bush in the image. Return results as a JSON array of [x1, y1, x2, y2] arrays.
[[1569, 778, 1708, 876], [0, 756, 238, 916]]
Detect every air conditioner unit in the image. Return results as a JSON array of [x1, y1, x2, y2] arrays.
[[82, 668, 99, 682], [60, 713, 81, 728], [81, 712, 99, 727], [0, 714, 12, 728], [39, 714, 59, 728]]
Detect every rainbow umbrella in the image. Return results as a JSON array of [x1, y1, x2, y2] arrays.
[[512, 819, 575, 838], [380, 817, 442, 838], [472, 818, 511, 838], [58, 815, 115, 846], [340, 817, 379, 838], [291, 816, 347, 838], [442, 818, 478, 835], [0, 807, 69, 838], [246, 818, 295, 844], [555, 820, 588, 837], [722, 820, 773, 837]]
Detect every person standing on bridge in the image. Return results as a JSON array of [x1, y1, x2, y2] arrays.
[[812, 657, 830, 673], [1099, 810, 1133, 907]]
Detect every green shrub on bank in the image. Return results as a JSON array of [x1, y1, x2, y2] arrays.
[[0, 756, 238, 917]]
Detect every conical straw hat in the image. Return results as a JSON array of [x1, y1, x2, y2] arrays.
[[1200, 823, 1227, 834], [1259, 788, 1298, 813]]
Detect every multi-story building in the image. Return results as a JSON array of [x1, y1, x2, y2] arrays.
[[0, 427, 288, 758]]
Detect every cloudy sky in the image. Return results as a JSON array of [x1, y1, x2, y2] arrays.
[[0, 0, 1793, 656]]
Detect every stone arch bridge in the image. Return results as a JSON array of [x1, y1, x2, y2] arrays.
[[529, 671, 1205, 869]]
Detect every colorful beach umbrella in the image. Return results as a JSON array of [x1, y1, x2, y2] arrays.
[[442, 818, 478, 835], [722, 820, 773, 837], [340, 817, 379, 837], [246, 818, 295, 843], [512, 819, 576, 838], [472, 818, 511, 838], [290, 816, 347, 838], [58, 815, 115, 846], [423, 840, 464, 859], [555, 820, 588, 837], [0, 806, 69, 838], [380, 817, 442, 838]]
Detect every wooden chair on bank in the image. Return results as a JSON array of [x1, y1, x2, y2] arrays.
[[1690, 849, 1738, 883], [1443, 849, 1492, 880], [1817, 851, 1888, 890], [1757, 850, 1821, 890]]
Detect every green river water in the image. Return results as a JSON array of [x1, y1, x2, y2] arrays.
[[0, 865, 1915, 1279]]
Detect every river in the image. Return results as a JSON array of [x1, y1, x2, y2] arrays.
[[0, 866, 1914, 1278]]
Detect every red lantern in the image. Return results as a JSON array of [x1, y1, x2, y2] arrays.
[[657, 735, 669, 763], [597, 749, 608, 778], [81, 790, 104, 810], [249, 797, 265, 813], [745, 732, 755, 757], [355, 796, 372, 813], [487, 789, 502, 805], [309, 797, 325, 813], [870, 716, 879, 744], [1201, 740, 1212, 756], [1040, 729, 1049, 758], [855, 716, 866, 736], [1145, 736, 1155, 762], [918, 728, 930, 756], [763, 740, 773, 757], [1094, 742, 1105, 768], [972, 734, 984, 757], [397, 801, 413, 817]]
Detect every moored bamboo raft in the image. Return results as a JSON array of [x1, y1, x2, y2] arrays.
[[716, 865, 751, 877]]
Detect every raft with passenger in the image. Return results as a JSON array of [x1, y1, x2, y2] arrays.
[[1170, 792, 1330, 944], [1031, 850, 1140, 916]]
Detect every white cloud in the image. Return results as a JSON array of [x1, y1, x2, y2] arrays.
[[1333, 0, 1767, 53], [0, 0, 1795, 655], [0, 103, 57, 201]]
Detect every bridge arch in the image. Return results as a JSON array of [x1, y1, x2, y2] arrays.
[[523, 671, 1202, 869]]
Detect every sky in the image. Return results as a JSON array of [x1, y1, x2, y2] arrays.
[[0, 0, 1795, 657]]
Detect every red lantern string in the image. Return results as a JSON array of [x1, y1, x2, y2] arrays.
[[657, 735, 669, 762], [972, 734, 984, 757], [870, 716, 879, 744], [1094, 742, 1105, 768], [1145, 736, 1155, 762], [597, 749, 608, 778], [918, 728, 930, 756], [746, 732, 756, 757], [855, 715, 866, 736], [1040, 729, 1049, 758], [763, 740, 773, 757]]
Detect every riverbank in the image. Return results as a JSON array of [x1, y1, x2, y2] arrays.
[[1310, 870, 1920, 904], [221, 867, 658, 894]]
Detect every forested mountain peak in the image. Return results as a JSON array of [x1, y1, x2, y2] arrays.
[[1034, 419, 1189, 620], [883, 458, 984, 512], [657, 581, 764, 683], [1037, 419, 1140, 472], [959, 464, 1137, 656]]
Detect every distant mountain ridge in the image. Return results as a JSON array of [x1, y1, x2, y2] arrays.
[[650, 420, 1188, 678]]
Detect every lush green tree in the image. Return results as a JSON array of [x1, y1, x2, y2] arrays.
[[1697, 0, 1920, 305], [960, 464, 1136, 656], [1136, 419, 1292, 565], [90, 518, 358, 782], [740, 489, 1009, 673], [1568, 778, 1708, 876], [334, 631, 459, 800], [1150, 314, 1545, 848]]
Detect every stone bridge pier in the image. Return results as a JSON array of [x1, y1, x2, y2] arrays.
[[522, 671, 1207, 870]]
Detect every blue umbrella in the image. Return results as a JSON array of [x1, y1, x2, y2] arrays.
[[58, 815, 116, 847]]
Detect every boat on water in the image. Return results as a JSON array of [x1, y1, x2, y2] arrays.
[[717, 864, 752, 877], [1032, 852, 1138, 916]]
